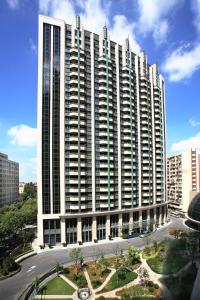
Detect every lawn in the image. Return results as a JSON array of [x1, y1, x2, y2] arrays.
[[162, 264, 197, 300], [63, 265, 87, 288], [39, 276, 75, 295], [144, 239, 190, 274], [100, 268, 137, 293], [87, 261, 111, 289], [116, 283, 161, 299]]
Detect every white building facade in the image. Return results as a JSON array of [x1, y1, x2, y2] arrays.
[[37, 15, 167, 246], [167, 149, 200, 215]]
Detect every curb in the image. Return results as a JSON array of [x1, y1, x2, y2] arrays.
[[0, 266, 21, 281], [15, 251, 37, 263]]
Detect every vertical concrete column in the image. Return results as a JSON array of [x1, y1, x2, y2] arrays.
[[92, 216, 97, 240], [119, 213, 123, 236], [139, 210, 142, 232], [77, 217, 82, 242], [147, 209, 150, 231], [163, 206, 166, 224], [129, 212, 133, 234], [152, 208, 156, 231], [162, 206, 165, 224], [154, 207, 158, 228], [158, 207, 162, 227], [61, 218, 66, 244], [106, 215, 110, 239], [37, 216, 44, 245], [160, 206, 162, 225]]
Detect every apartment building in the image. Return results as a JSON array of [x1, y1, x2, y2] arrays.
[[19, 182, 26, 194], [167, 149, 200, 215], [37, 15, 167, 246], [0, 152, 19, 206]]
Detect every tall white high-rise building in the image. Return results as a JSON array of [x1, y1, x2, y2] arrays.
[[37, 15, 167, 246], [167, 149, 200, 215]]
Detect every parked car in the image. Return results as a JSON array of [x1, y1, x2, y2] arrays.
[[139, 230, 151, 238]]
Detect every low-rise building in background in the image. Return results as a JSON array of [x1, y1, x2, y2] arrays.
[[0, 152, 19, 206], [167, 149, 200, 216], [19, 182, 26, 194]]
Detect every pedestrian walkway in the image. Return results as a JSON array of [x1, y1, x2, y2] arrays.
[[60, 274, 78, 290]]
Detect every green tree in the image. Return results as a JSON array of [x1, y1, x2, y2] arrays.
[[0, 256, 19, 276], [97, 255, 108, 275], [69, 248, 83, 274], [0, 198, 37, 246], [34, 276, 40, 294], [55, 262, 63, 275], [128, 246, 140, 264], [21, 182, 37, 202]]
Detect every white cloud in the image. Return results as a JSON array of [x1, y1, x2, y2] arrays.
[[8, 124, 37, 147], [29, 38, 37, 54], [171, 132, 200, 152], [137, 0, 182, 44], [152, 20, 168, 45], [110, 15, 140, 53], [162, 43, 200, 81], [39, 0, 140, 53], [7, 0, 19, 9], [189, 117, 200, 127]]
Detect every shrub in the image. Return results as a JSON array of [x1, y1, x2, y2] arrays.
[[122, 233, 129, 239], [128, 246, 140, 263], [94, 239, 98, 243], [64, 267, 70, 274], [78, 241, 82, 245], [39, 245, 45, 249], [91, 271, 97, 276], [0, 256, 19, 276], [153, 289, 161, 297], [62, 242, 67, 247], [48, 243, 53, 248], [92, 279, 101, 288], [108, 235, 112, 240], [154, 283, 159, 289], [149, 286, 155, 293], [74, 274, 87, 288], [147, 280, 154, 287], [143, 246, 151, 256]]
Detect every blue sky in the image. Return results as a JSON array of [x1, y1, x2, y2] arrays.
[[0, 0, 200, 181]]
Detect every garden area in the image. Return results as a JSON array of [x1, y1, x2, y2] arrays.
[[34, 229, 200, 299], [87, 258, 111, 289], [116, 281, 161, 299], [142, 238, 191, 274], [35, 245, 162, 299]]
